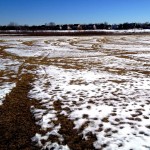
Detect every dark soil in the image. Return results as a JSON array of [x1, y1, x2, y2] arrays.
[[0, 74, 40, 150]]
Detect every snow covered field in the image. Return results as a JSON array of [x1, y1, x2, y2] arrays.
[[0, 35, 150, 149]]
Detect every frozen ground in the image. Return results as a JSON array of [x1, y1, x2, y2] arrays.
[[0, 57, 22, 104], [0, 35, 150, 149]]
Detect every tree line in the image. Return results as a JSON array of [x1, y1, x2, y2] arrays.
[[0, 22, 150, 31]]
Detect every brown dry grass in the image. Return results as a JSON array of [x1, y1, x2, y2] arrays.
[[44, 40, 50, 44], [1, 35, 150, 149], [0, 40, 5, 42], [0, 46, 21, 60], [69, 79, 88, 85], [0, 44, 41, 149], [0, 74, 40, 150], [22, 41, 35, 46], [52, 100, 97, 150]]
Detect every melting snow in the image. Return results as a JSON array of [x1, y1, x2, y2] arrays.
[[0, 57, 22, 105], [29, 64, 150, 149], [0, 83, 16, 105], [1, 35, 150, 149]]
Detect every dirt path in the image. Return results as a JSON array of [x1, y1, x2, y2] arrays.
[[0, 74, 40, 150]]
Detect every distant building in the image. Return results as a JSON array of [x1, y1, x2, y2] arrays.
[[93, 24, 97, 30], [67, 25, 72, 30], [77, 24, 82, 30]]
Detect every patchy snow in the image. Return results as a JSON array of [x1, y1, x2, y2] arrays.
[[0, 57, 22, 105], [4, 37, 101, 58], [0, 83, 16, 105], [1, 35, 150, 149], [0, 58, 21, 72], [29, 64, 150, 149], [5, 47, 99, 58], [131, 53, 150, 60], [103, 43, 150, 51]]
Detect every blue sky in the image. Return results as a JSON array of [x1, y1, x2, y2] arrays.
[[0, 0, 150, 25]]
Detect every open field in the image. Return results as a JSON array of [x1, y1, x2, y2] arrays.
[[0, 35, 150, 150]]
